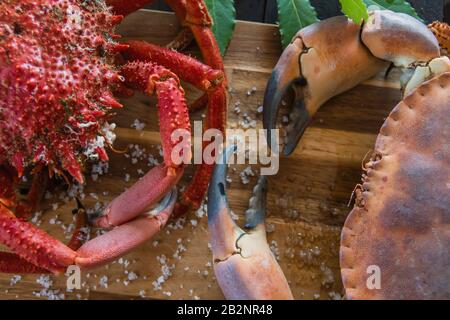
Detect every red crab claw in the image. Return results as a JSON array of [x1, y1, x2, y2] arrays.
[[75, 188, 177, 268], [0, 188, 177, 273], [263, 16, 388, 156], [207, 147, 293, 300]]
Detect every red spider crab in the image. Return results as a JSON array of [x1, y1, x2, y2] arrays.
[[0, 0, 226, 274]]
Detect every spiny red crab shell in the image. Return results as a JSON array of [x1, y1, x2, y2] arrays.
[[0, 0, 124, 183]]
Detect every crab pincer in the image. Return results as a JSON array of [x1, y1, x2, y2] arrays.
[[263, 10, 447, 155], [0, 188, 178, 273], [263, 15, 388, 155], [207, 147, 293, 300]]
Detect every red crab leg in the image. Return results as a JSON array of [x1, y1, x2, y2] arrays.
[[110, 0, 227, 213], [0, 204, 77, 274], [93, 165, 183, 228], [167, 0, 228, 212], [91, 61, 191, 228], [123, 41, 227, 212], [165, 0, 226, 74], [15, 170, 48, 219], [107, 0, 224, 74], [179, 85, 226, 211], [123, 41, 224, 92]]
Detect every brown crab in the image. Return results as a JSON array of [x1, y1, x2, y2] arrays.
[[262, 10, 450, 299]]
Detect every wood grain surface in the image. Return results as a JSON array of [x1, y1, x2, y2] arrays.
[[0, 10, 404, 300]]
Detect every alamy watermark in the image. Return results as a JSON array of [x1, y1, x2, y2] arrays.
[[66, 265, 81, 290], [170, 121, 281, 176], [366, 265, 381, 290]]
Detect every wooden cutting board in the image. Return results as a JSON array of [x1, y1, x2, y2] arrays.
[[0, 9, 403, 300]]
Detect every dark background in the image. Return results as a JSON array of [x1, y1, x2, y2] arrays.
[[148, 0, 449, 24]]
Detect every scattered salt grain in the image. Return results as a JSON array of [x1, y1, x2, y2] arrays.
[[128, 272, 138, 281], [10, 275, 21, 286], [131, 119, 146, 131]]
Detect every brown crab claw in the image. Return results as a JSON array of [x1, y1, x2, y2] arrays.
[[263, 38, 310, 156], [264, 16, 390, 156], [207, 147, 293, 300]]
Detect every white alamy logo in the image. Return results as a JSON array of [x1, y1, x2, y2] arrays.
[[66, 265, 81, 290], [366, 265, 381, 290], [170, 121, 281, 176]]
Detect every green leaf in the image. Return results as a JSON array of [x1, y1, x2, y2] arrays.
[[339, 0, 369, 24], [362, 0, 422, 21], [277, 0, 319, 49], [204, 0, 236, 56]]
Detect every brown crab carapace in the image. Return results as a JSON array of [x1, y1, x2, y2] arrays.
[[0, 0, 226, 274], [340, 72, 450, 300]]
